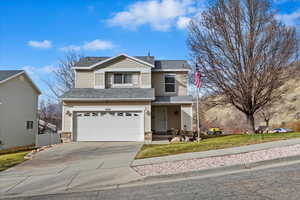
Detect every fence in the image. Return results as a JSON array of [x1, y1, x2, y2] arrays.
[[36, 132, 61, 147]]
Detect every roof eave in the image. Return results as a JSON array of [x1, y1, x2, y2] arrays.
[[73, 53, 155, 70], [0, 71, 41, 95], [152, 101, 193, 105], [61, 97, 155, 101], [152, 69, 190, 72]]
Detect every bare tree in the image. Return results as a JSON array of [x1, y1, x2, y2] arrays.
[[257, 104, 275, 129], [188, 0, 297, 132], [45, 51, 82, 99], [39, 99, 62, 133]]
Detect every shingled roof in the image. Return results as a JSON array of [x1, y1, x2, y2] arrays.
[[76, 56, 155, 66], [75, 55, 190, 71], [0, 70, 24, 82], [61, 88, 155, 101]]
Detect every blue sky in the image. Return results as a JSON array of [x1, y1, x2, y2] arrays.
[[1, 0, 300, 99]]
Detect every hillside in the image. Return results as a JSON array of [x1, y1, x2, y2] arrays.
[[201, 68, 300, 133]]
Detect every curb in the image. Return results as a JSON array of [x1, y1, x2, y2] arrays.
[[2, 154, 300, 199], [132, 138, 300, 166]]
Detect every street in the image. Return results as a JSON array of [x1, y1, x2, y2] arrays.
[[7, 161, 300, 200]]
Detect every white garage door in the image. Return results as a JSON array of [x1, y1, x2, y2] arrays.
[[74, 111, 143, 141]]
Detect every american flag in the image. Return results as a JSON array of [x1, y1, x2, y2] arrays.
[[195, 64, 201, 88]]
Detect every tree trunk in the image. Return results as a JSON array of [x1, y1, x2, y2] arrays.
[[265, 120, 269, 128], [246, 114, 256, 133]]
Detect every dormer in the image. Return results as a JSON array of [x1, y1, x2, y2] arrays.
[[74, 54, 154, 89]]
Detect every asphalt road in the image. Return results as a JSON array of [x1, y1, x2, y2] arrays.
[[7, 162, 300, 200]]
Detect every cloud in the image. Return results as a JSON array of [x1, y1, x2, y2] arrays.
[[22, 65, 56, 77], [59, 45, 81, 52], [60, 39, 115, 52], [176, 16, 191, 29], [27, 40, 52, 49], [83, 39, 114, 51], [107, 0, 202, 31], [275, 8, 300, 26]]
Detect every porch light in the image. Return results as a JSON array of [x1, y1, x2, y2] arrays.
[[66, 110, 72, 116]]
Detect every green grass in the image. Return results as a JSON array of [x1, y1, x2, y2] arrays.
[[0, 151, 31, 172], [136, 132, 300, 159]]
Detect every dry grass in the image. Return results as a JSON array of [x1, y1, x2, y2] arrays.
[[0, 145, 36, 155]]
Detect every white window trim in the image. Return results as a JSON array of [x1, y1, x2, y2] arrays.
[[164, 74, 176, 93], [113, 73, 133, 85]]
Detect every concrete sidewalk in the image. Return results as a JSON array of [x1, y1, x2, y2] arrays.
[[132, 138, 300, 166]]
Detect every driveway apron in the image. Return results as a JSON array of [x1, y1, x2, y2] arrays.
[[0, 142, 143, 198]]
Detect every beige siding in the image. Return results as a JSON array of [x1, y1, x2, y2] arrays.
[[76, 71, 94, 88], [0, 75, 39, 149], [95, 57, 151, 71], [141, 73, 151, 88], [181, 104, 192, 131], [152, 72, 188, 96], [62, 101, 151, 137], [95, 73, 105, 88]]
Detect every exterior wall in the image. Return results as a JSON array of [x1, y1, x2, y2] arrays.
[[181, 104, 193, 131], [95, 73, 105, 88], [141, 73, 151, 88], [62, 101, 151, 140], [0, 75, 39, 149], [76, 71, 94, 88], [75, 57, 152, 89], [151, 72, 188, 96]]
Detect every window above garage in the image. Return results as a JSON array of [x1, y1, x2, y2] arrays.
[[113, 73, 133, 87]]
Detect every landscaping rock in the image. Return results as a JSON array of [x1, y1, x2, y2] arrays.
[[170, 137, 181, 143]]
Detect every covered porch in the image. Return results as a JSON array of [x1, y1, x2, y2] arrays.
[[151, 96, 193, 137]]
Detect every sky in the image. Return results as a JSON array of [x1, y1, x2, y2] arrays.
[[1, 0, 300, 99]]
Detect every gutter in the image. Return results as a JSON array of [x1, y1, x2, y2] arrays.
[[61, 98, 155, 101]]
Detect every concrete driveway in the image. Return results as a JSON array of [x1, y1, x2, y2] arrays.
[[0, 142, 143, 198]]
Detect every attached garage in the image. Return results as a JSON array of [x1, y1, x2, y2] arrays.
[[74, 111, 144, 141]]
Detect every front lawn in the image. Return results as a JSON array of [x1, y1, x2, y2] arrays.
[[0, 151, 31, 172], [135, 132, 300, 159]]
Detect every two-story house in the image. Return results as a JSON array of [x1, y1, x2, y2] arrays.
[[61, 54, 193, 142], [0, 70, 40, 149]]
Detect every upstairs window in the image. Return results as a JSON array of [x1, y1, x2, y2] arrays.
[[113, 73, 132, 84], [165, 74, 176, 93]]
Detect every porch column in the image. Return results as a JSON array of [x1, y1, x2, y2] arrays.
[[180, 104, 193, 131]]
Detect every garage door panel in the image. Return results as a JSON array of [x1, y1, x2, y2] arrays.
[[75, 111, 143, 141]]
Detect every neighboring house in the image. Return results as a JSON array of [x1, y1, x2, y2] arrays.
[[0, 70, 41, 149], [61, 54, 193, 142]]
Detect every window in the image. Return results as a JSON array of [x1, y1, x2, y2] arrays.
[[113, 73, 132, 84], [26, 121, 33, 129], [165, 74, 176, 93], [117, 112, 124, 116], [92, 112, 98, 117]]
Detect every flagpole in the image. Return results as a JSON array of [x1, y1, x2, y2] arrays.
[[196, 87, 200, 141]]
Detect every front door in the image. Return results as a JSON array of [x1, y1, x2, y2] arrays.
[[155, 107, 167, 132]]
